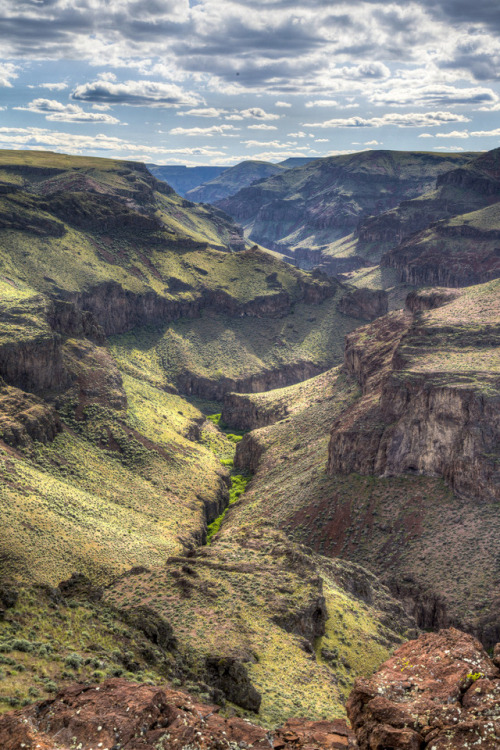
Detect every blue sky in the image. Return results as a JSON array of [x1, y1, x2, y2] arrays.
[[0, 0, 499, 165]]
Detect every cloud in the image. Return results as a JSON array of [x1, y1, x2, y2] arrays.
[[14, 98, 119, 124], [247, 123, 278, 130], [239, 107, 280, 120], [178, 107, 223, 117], [169, 124, 238, 136], [433, 145, 465, 151], [0, 63, 18, 87], [0, 126, 225, 157], [340, 62, 390, 79], [435, 129, 470, 138], [72, 80, 200, 108], [364, 139, 381, 145], [470, 128, 500, 137], [370, 84, 498, 107], [305, 99, 339, 108], [275, 101, 291, 107], [27, 82, 68, 91], [288, 131, 307, 138], [305, 111, 470, 128]]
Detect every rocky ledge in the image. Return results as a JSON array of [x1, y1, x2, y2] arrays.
[[0, 677, 357, 749], [347, 628, 500, 749]]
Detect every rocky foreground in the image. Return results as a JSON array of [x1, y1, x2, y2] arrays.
[[0, 629, 498, 749]]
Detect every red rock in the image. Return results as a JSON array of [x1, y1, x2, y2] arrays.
[[347, 628, 500, 749], [0, 678, 357, 750]]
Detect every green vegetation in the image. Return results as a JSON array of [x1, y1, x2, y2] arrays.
[[105, 524, 411, 727], [206, 474, 250, 543], [0, 587, 174, 712]]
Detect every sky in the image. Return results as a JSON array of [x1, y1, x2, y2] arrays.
[[0, 0, 499, 166]]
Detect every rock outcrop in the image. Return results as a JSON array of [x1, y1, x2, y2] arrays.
[[0, 680, 357, 749], [347, 628, 500, 750], [337, 287, 388, 321], [328, 281, 500, 504], [0, 380, 61, 446]]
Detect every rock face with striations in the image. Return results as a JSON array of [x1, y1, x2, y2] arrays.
[[347, 628, 500, 750], [328, 280, 500, 504]]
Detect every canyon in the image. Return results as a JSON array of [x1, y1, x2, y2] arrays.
[[0, 147, 497, 745]]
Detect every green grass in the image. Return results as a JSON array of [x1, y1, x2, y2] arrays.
[[0, 586, 175, 713], [206, 474, 250, 543]]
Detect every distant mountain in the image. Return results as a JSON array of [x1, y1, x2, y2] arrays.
[[185, 160, 287, 203], [277, 157, 315, 169], [380, 147, 500, 286], [218, 150, 476, 258], [147, 164, 226, 197]]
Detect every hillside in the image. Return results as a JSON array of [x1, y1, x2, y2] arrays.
[[217, 150, 476, 261], [146, 164, 226, 197], [223, 281, 500, 647], [186, 160, 287, 204]]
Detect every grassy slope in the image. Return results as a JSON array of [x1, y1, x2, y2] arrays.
[[0, 586, 178, 712], [106, 524, 414, 727], [115, 291, 359, 389]]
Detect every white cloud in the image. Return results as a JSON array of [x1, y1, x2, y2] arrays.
[[169, 124, 238, 136], [178, 107, 223, 117], [239, 107, 280, 120], [0, 63, 18, 87], [14, 98, 119, 124], [27, 82, 68, 91], [288, 131, 307, 138], [370, 84, 498, 108], [418, 133, 434, 138], [435, 130, 470, 138], [470, 128, 500, 137], [305, 111, 470, 128], [433, 145, 465, 151], [247, 123, 278, 130], [364, 140, 381, 145], [305, 100, 339, 108], [0, 126, 224, 157], [72, 80, 200, 108], [275, 101, 291, 108], [341, 62, 390, 79]]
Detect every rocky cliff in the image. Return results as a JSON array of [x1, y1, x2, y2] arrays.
[[347, 628, 500, 750], [328, 281, 500, 504], [337, 287, 388, 321]]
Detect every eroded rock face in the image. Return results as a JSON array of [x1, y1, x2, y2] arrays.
[[337, 288, 388, 321], [328, 283, 500, 504], [347, 628, 500, 750], [0, 678, 358, 749]]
